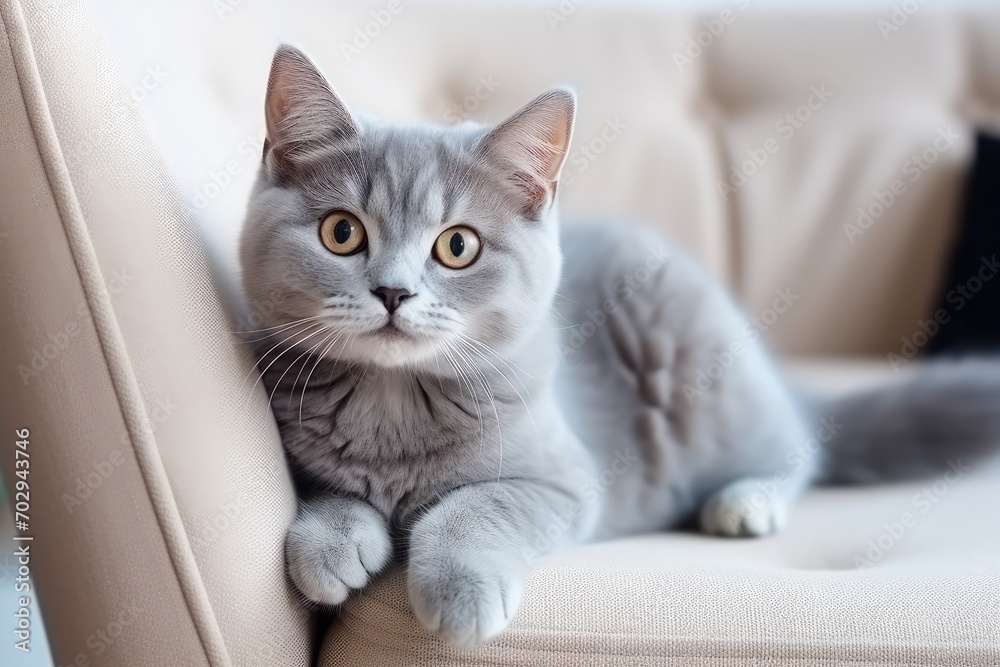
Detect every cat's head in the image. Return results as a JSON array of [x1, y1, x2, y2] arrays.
[[240, 46, 575, 370]]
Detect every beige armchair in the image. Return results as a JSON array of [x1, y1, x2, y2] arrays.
[[1, 0, 998, 664]]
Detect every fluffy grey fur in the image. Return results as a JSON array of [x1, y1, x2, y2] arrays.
[[240, 46, 1000, 646]]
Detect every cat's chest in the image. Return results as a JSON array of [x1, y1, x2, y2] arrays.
[[279, 371, 502, 519]]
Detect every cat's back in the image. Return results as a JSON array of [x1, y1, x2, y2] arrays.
[[553, 220, 803, 537], [555, 219, 734, 378]]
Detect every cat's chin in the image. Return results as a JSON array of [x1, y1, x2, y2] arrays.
[[337, 327, 439, 370]]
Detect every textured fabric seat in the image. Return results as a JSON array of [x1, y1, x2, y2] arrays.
[[322, 453, 1000, 665], [2, 0, 999, 665]]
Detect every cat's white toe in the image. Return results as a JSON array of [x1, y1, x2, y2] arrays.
[[699, 479, 789, 537]]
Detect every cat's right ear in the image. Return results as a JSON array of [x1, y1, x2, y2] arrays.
[[474, 87, 576, 218], [263, 45, 357, 177]]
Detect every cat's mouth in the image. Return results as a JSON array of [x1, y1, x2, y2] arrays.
[[352, 318, 439, 368], [372, 320, 411, 340]]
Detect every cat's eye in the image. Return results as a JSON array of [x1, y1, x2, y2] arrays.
[[433, 226, 481, 269], [320, 211, 367, 255]]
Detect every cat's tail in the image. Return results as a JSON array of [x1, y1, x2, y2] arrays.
[[812, 358, 1000, 484]]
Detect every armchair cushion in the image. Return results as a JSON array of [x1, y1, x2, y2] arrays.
[[320, 360, 1000, 666]]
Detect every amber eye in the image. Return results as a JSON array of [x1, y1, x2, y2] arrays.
[[320, 211, 367, 255], [433, 226, 481, 269]]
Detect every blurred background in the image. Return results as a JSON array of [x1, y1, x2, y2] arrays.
[[81, 0, 1000, 357], [4, 0, 1000, 664]]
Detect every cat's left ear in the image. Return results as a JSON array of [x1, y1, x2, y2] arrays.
[[474, 87, 576, 217], [263, 45, 357, 177]]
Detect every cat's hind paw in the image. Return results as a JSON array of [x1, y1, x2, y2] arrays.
[[699, 478, 789, 537]]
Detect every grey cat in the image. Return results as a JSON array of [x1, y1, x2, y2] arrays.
[[240, 46, 1000, 646]]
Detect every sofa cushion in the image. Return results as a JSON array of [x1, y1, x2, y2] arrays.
[[319, 360, 1000, 665], [322, 470, 1000, 667]]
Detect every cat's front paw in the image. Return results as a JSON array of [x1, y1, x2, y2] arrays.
[[286, 497, 392, 606], [407, 553, 524, 647]]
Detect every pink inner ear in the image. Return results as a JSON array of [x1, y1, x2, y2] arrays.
[[262, 68, 292, 169], [542, 121, 572, 181], [518, 134, 567, 183], [475, 89, 576, 213], [265, 76, 287, 136], [510, 170, 552, 216], [263, 56, 302, 165], [265, 55, 302, 143], [260, 46, 359, 174]]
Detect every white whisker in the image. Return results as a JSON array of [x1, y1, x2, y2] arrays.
[[231, 315, 323, 339], [298, 331, 347, 432], [438, 342, 484, 449], [450, 340, 503, 491], [241, 321, 326, 405], [274, 328, 339, 413], [285, 331, 335, 411], [456, 338, 540, 450]]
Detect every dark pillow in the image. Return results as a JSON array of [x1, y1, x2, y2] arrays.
[[927, 132, 1000, 356]]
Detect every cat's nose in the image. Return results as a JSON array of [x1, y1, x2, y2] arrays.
[[372, 287, 413, 315]]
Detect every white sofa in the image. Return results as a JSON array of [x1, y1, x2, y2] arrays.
[[1, 0, 998, 664]]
